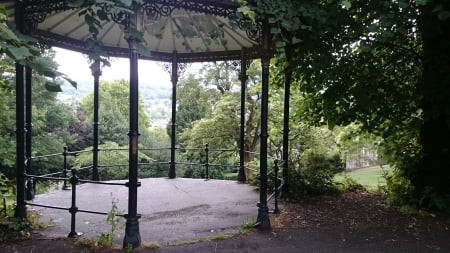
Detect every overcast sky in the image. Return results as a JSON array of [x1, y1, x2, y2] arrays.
[[54, 47, 172, 88]]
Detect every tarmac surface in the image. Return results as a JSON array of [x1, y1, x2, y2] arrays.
[[31, 178, 260, 245]]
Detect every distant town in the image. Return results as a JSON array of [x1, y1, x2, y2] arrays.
[[58, 80, 172, 127]]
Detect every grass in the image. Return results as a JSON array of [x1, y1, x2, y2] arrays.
[[334, 165, 391, 189], [168, 220, 257, 247]]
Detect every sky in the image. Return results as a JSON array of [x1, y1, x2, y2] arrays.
[[54, 47, 173, 89]]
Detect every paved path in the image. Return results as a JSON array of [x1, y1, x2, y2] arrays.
[[31, 178, 259, 245]]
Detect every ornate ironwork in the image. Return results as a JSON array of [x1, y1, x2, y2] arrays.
[[142, 2, 175, 21], [148, 0, 237, 17], [235, 18, 262, 43], [178, 62, 188, 76], [229, 60, 240, 71], [20, 0, 238, 26], [101, 3, 129, 26], [161, 62, 189, 76], [21, 0, 68, 31]]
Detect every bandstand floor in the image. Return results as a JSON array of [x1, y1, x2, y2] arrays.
[[31, 178, 259, 245]]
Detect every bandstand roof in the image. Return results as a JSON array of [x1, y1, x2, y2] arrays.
[[3, 0, 261, 62]]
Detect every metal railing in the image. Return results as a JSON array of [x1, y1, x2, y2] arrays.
[[23, 144, 254, 237]]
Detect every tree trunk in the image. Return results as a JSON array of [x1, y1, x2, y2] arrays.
[[415, 1, 450, 202]]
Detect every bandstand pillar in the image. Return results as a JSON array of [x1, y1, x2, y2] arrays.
[[25, 66, 35, 200], [238, 50, 248, 182], [169, 51, 178, 179], [123, 13, 142, 249], [257, 18, 272, 230], [14, 3, 27, 219], [92, 60, 101, 181], [282, 45, 293, 197]]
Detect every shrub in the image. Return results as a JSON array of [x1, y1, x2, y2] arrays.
[[382, 168, 416, 208], [299, 151, 341, 194]]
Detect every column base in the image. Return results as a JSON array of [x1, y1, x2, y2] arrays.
[[256, 203, 271, 230], [123, 214, 141, 249]]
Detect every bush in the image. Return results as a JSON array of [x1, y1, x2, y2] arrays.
[[382, 168, 416, 208], [301, 151, 341, 193], [247, 151, 344, 200]]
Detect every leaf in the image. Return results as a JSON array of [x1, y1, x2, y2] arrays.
[[368, 24, 378, 32], [67, 0, 85, 7], [276, 40, 287, 48], [237, 6, 255, 21], [43, 70, 57, 78], [415, 0, 428, 6], [341, 0, 351, 10], [437, 11, 450, 21], [6, 47, 30, 60], [118, 0, 133, 7], [45, 81, 63, 92], [398, 1, 409, 9], [271, 27, 281, 34], [0, 4, 7, 19], [96, 9, 109, 21], [63, 77, 78, 89], [138, 44, 151, 57]]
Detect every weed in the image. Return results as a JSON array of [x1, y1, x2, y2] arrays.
[[124, 243, 133, 253], [0, 209, 48, 242], [209, 233, 226, 241], [81, 193, 124, 248], [240, 220, 257, 231]]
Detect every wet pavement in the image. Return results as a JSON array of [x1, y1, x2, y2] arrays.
[[31, 178, 259, 245]]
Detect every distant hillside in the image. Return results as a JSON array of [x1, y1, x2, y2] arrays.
[[58, 80, 172, 126]]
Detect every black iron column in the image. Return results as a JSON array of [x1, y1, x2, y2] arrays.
[[123, 14, 141, 249], [14, 62, 27, 219], [282, 45, 293, 197], [238, 50, 248, 182], [14, 0, 26, 220], [92, 60, 101, 181], [25, 66, 34, 200], [256, 18, 271, 230], [168, 51, 178, 179]]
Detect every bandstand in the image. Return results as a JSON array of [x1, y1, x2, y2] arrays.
[[2, 0, 294, 248]]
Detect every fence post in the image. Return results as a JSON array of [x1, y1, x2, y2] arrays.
[[68, 169, 81, 237], [62, 146, 70, 190], [204, 144, 209, 180], [273, 159, 280, 214]]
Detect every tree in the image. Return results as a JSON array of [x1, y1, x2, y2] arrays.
[[172, 74, 213, 133], [179, 61, 261, 165], [79, 79, 152, 147], [0, 53, 79, 178], [242, 0, 450, 210]]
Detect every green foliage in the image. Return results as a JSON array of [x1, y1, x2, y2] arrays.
[[182, 165, 224, 180], [82, 194, 124, 248], [0, 215, 36, 242], [382, 169, 417, 208], [334, 173, 366, 193], [173, 74, 213, 134], [0, 172, 14, 213], [178, 61, 262, 172], [75, 141, 153, 180], [0, 53, 79, 179], [0, 4, 76, 90], [241, 0, 450, 211], [79, 79, 151, 147], [297, 150, 341, 195], [0, 172, 47, 241]]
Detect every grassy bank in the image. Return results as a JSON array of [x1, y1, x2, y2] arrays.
[[335, 165, 391, 189]]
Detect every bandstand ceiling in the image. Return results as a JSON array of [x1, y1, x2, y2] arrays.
[[2, 0, 261, 62]]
